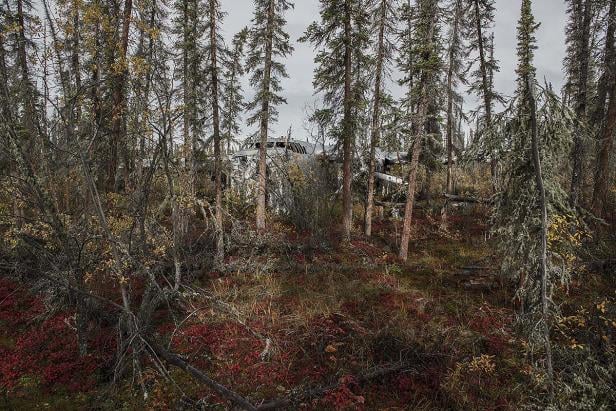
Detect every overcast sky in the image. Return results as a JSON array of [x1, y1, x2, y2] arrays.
[[219, 0, 568, 141]]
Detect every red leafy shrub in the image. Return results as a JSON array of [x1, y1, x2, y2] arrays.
[[1, 315, 111, 393], [0, 278, 44, 329], [468, 304, 513, 355], [322, 375, 365, 410], [0, 278, 114, 394]]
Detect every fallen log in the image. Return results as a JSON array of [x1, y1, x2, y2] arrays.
[[256, 361, 418, 410], [146, 337, 258, 411], [443, 193, 491, 204]]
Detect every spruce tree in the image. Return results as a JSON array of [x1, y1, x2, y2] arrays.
[[464, 0, 501, 190], [221, 28, 248, 154], [246, 0, 294, 232], [495, 0, 577, 392], [563, 0, 593, 207], [172, 0, 203, 191], [365, 0, 398, 237], [204, 0, 226, 263], [301, 0, 370, 241], [398, 0, 441, 261], [591, 0, 616, 216], [444, 0, 466, 194]]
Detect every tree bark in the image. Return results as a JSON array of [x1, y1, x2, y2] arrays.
[[570, 0, 592, 207], [591, 0, 616, 215], [398, 99, 427, 261], [446, 0, 462, 194], [592, 84, 616, 216], [591, 0, 615, 127], [365, 0, 387, 237], [256, 0, 275, 233], [342, 0, 354, 241], [472, 0, 495, 189], [108, 0, 133, 191], [209, 0, 224, 264], [526, 78, 554, 394]]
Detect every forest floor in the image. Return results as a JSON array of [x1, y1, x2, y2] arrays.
[[1, 209, 614, 410]]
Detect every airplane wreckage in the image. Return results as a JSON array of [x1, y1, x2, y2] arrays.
[[225, 137, 411, 212]]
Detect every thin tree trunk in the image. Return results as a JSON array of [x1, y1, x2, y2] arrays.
[[570, 0, 592, 207], [209, 0, 224, 264], [591, 0, 615, 126], [15, 0, 37, 156], [181, 0, 192, 188], [446, 0, 461, 194], [71, 0, 82, 124], [365, 0, 387, 237], [472, 0, 495, 189], [108, 0, 133, 190], [592, 85, 616, 216], [256, 0, 274, 233], [526, 78, 554, 395], [591, 0, 615, 215], [342, 0, 354, 241], [398, 97, 428, 261]]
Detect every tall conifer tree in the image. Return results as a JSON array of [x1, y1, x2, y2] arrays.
[[246, 0, 294, 232], [365, 0, 397, 237], [398, 0, 441, 261], [301, 0, 370, 241]]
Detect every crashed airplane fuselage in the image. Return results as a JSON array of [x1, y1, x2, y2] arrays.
[[228, 137, 409, 210]]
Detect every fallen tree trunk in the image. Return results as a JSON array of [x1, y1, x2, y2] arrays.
[[443, 193, 492, 204], [256, 361, 417, 410], [145, 337, 258, 410]]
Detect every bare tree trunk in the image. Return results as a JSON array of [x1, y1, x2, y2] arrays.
[[108, 0, 133, 190], [365, 0, 387, 237], [71, 0, 82, 124], [526, 78, 554, 395], [592, 85, 616, 216], [209, 0, 224, 264], [570, 0, 592, 207], [446, 0, 461, 195], [398, 98, 427, 261], [256, 0, 275, 233], [342, 0, 354, 241], [591, 0, 615, 216], [591, 0, 615, 127], [472, 0, 495, 189]]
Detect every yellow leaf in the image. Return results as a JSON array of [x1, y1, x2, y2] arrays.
[[325, 344, 337, 353]]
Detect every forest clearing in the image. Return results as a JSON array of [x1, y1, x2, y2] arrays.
[[1, 0, 615, 409]]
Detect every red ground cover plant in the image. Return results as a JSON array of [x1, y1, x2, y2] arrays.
[[0, 278, 115, 395]]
